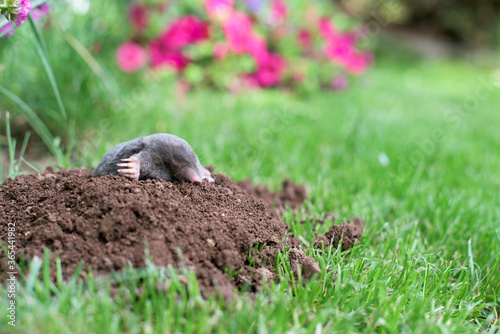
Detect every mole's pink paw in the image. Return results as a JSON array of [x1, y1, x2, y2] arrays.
[[117, 156, 141, 180], [202, 168, 214, 183]]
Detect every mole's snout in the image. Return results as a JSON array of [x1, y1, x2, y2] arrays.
[[183, 167, 214, 184]]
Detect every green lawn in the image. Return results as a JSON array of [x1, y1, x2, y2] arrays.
[[1, 56, 499, 333], [1, 2, 500, 331]]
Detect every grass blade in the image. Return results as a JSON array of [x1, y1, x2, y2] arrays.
[[5, 112, 16, 176], [17, 130, 31, 173], [28, 15, 68, 120], [53, 17, 120, 97], [0, 86, 63, 163]]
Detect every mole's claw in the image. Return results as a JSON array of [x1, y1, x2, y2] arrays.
[[116, 156, 141, 180]]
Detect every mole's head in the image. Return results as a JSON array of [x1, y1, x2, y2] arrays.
[[146, 134, 213, 183]]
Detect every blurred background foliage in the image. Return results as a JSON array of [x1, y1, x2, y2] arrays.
[[337, 0, 500, 49], [0, 0, 499, 163]]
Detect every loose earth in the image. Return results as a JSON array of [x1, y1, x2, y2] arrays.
[[0, 168, 361, 296]]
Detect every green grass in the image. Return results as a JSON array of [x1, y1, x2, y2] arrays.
[[1, 3, 500, 333], [1, 58, 499, 333]]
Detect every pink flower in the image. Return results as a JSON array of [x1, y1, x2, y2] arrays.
[[12, 0, 32, 27], [159, 16, 210, 50], [129, 4, 148, 31], [319, 17, 372, 74], [31, 3, 50, 21], [222, 12, 253, 53], [241, 74, 259, 90], [148, 40, 190, 72], [319, 18, 338, 39], [0, 22, 14, 37], [245, 33, 268, 63], [116, 42, 148, 73], [324, 32, 372, 75], [205, 0, 233, 22], [271, 0, 287, 22], [297, 29, 312, 51], [345, 52, 373, 75], [324, 33, 356, 67], [146, 16, 208, 73], [213, 41, 229, 60], [253, 53, 287, 87]]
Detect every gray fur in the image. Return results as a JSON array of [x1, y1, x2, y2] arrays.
[[92, 133, 208, 182]]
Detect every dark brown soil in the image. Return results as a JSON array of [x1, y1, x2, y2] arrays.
[[314, 219, 363, 251], [236, 179, 307, 218], [0, 168, 362, 297]]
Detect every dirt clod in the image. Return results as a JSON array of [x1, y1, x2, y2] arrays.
[[313, 220, 363, 251], [288, 248, 322, 279]]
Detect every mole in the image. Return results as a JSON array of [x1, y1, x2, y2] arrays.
[[91, 133, 214, 183]]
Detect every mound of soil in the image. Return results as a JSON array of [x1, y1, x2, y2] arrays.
[[236, 179, 307, 218], [0, 168, 362, 297]]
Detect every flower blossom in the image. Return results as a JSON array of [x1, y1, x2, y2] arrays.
[[158, 15, 209, 50], [222, 12, 253, 53], [31, 3, 49, 21], [1, 0, 32, 27], [252, 53, 287, 87], [205, 0, 233, 22], [148, 40, 190, 72], [245, 33, 268, 63], [297, 29, 313, 52], [245, 0, 264, 14], [0, 22, 14, 37], [146, 15, 209, 72], [319, 17, 338, 39], [116, 42, 148, 73], [129, 3, 148, 31], [13, 0, 32, 27], [321, 18, 372, 75], [271, 0, 287, 23], [344, 52, 373, 75]]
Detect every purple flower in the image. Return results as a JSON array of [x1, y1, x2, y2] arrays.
[[0, 22, 15, 37], [11, 0, 31, 27], [245, 0, 264, 14], [31, 3, 50, 21]]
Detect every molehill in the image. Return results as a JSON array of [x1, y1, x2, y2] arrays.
[[0, 168, 361, 297]]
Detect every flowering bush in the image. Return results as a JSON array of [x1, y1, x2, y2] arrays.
[[116, 0, 373, 92]]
